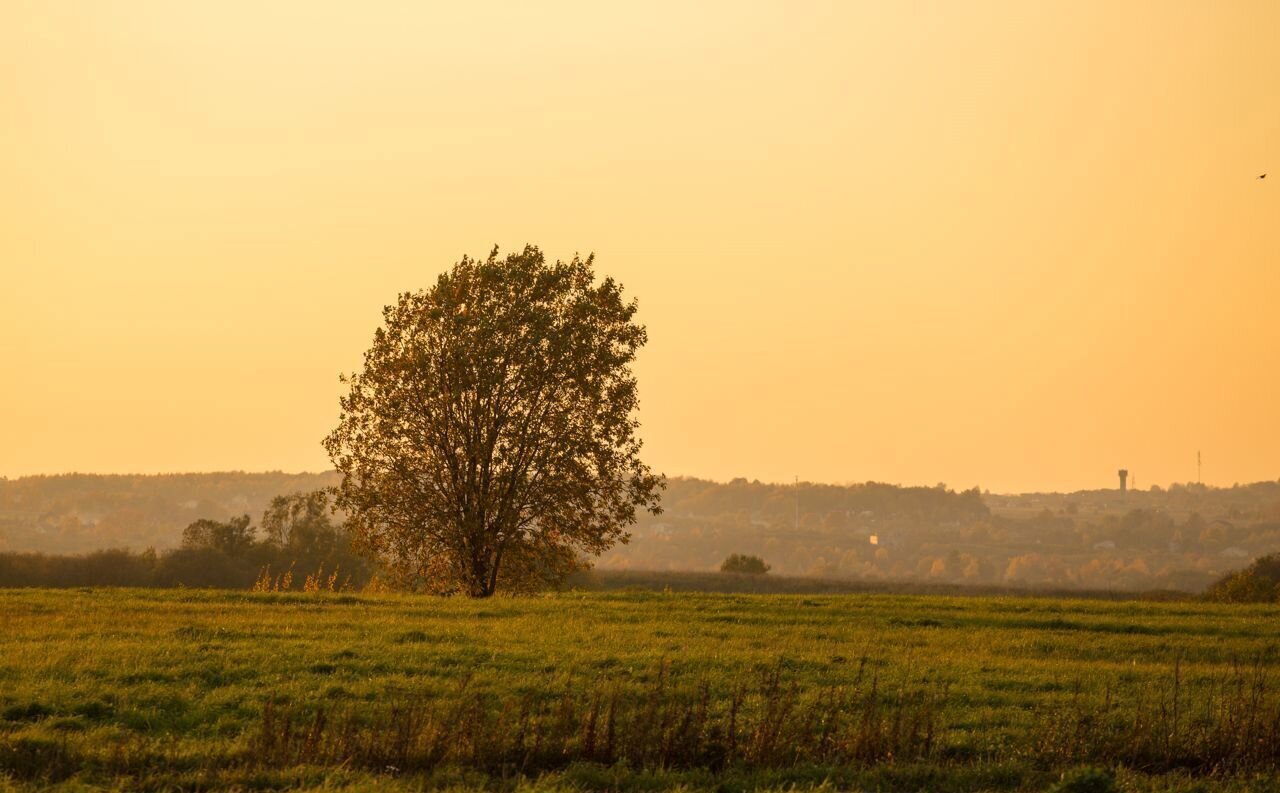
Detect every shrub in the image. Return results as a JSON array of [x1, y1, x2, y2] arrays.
[[1204, 553, 1280, 602], [720, 554, 770, 575]]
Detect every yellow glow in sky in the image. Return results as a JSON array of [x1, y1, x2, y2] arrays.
[[2, 1, 1277, 492]]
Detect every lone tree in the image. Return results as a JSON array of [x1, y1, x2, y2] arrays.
[[324, 245, 663, 596]]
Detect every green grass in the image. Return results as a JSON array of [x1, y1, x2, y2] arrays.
[[3, 588, 1280, 791]]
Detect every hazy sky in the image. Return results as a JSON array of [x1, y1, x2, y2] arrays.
[[2, 1, 1277, 492]]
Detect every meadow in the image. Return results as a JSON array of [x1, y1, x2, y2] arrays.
[[3, 588, 1280, 792]]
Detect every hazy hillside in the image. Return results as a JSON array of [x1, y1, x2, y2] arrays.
[[3, 472, 1280, 591], [0, 472, 339, 554]]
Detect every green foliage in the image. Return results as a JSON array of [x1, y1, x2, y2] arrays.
[[324, 246, 663, 596], [720, 553, 771, 574]]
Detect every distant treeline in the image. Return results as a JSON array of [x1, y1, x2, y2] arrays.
[[0, 552, 1192, 602], [607, 478, 1280, 592], [0, 546, 372, 590], [5, 472, 1280, 592], [0, 486, 372, 590], [659, 477, 989, 523], [0, 472, 989, 555]]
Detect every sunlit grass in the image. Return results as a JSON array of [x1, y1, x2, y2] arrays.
[[2, 588, 1279, 790]]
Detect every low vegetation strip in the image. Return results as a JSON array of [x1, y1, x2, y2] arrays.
[[2, 589, 1280, 791], [254, 661, 943, 774]]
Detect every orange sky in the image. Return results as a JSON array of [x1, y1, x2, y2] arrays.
[[1, 1, 1277, 492]]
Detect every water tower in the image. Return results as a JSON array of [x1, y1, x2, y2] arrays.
[[1118, 469, 1128, 493]]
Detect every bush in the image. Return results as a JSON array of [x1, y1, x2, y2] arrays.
[[720, 554, 770, 575], [1205, 553, 1280, 602]]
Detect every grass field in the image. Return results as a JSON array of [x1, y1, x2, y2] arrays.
[[4, 589, 1280, 791]]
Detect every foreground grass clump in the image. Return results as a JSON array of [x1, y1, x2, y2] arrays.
[[3, 589, 1280, 791]]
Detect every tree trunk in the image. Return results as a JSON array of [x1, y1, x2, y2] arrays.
[[467, 556, 494, 597]]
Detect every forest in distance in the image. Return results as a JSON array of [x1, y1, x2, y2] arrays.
[[4, 472, 1280, 593]]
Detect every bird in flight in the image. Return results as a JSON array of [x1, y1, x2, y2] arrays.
[[1260, 174, 1267, 180]]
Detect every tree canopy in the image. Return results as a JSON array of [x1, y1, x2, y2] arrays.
[[324, 246, 663, 596], [181, 515, 255, 556]]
